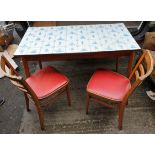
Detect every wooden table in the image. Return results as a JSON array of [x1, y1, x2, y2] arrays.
[[14, 23, 141, 78]]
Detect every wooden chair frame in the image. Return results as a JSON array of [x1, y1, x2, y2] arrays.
[[86, 49, 154, 130], [0, 53, 71, 130]]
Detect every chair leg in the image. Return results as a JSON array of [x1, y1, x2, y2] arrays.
[[24, 93, 30, 112], [86, 93, 90, 114], [66, 85, 71, 106], [118, 102, 126, 130], [35, 103, 45, 130]]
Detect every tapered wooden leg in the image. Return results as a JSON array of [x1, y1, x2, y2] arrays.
[[118, 102, 126, 130], [128, 51, 135, 77], [24, 93, 30, 112], [35, 103, 45, 130], [116, 57, 119, 72], [66, 85, 71, 106], [86, 93, 90, 114], [22, 57, 30, 78], [38, 60, 42, 69]]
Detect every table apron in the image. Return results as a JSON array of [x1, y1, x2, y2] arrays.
[[20, 50, 139, 78], [20, 51, 133, 61]]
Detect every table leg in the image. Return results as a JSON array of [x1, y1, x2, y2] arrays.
[[38, 60, 42, 69], [128, 51, 135, 77], [116, 57, 119, 72], [22, 57, 30, 78]]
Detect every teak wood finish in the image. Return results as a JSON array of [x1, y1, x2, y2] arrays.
[[32, 21, 56, 27], [20, 50, 137, 78], [86, 49, 153, 130], [0, 53, 71, 130]]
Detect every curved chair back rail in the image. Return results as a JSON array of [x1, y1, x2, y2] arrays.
[[126, 50, 154, 101]]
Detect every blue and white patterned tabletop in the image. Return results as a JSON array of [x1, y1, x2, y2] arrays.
[[14, 23, 141, 55]]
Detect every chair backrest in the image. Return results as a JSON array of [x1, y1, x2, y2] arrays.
[[129, 49, 153, 81], [0, 53, 39, 102], [125, 49, 153, 100]]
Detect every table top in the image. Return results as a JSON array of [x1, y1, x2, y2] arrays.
[[14, 23, 141, 56]]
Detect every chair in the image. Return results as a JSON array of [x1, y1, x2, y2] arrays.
[[86, 49, 153, 130], [0, 53, 71, 130]]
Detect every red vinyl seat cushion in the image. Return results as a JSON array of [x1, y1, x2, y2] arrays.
[[87, 69, 131, 102], [26, 66, 69, 99]]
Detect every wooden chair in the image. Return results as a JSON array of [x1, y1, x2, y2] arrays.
[[86, 49, 153, 130], [0, 53, 71, 130]]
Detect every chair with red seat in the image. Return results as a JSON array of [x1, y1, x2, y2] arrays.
[[0, 53, 71, 130], [86, 49, 153, 130]]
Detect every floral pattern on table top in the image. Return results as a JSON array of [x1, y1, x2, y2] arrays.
[[15, 23, 140, 55]]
